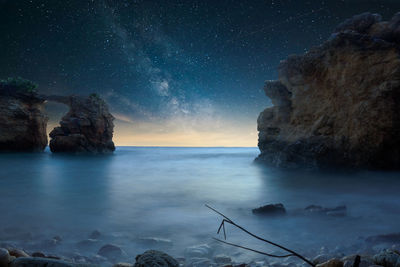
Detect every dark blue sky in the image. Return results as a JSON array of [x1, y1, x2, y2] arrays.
[[1, 0, 400, 145]]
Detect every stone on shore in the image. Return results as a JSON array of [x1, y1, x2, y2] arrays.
[[134, 250, 179, 267], [0, 248, 11, 267]]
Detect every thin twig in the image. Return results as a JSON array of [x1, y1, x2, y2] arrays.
[[206, 204, 316, 267], [213, 238, 293, 258]]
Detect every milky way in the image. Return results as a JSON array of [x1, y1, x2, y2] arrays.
[[1, 0, 400, 145]]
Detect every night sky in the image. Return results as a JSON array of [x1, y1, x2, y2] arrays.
[[1, 0, 400, 146]]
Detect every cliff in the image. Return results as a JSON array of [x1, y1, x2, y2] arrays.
[[0, 78, 48, 151], [256, 12, 400, 169], [48, 94, 115, 153]]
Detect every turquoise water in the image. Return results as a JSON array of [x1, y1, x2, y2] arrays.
[[0, 147, 399, 262]]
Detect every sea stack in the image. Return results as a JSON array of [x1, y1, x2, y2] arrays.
[[48, 94, 115, 153], [0, 78, 48, 151], [256, 12, 400, 169]]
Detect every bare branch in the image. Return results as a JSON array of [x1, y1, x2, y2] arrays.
[[206, 204, 316, 267]]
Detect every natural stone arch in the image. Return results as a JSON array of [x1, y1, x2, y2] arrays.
[[45, 94, 115, 153]]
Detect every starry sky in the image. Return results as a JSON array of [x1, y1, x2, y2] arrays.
[[1, 0, 400, 146]]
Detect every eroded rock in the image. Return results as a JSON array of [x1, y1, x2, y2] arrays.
[[0, 78, 48, 151], [256, 12, 400, 169], [49, 95, 115, 153]]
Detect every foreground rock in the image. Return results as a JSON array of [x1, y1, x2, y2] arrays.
[[0, 78, 48, 151], [134, 250, 179, 267], [256, 12, 400, 169], [252, 203, 286, 216], [9, 257, 93, 267], [48, 94, 115, 153]]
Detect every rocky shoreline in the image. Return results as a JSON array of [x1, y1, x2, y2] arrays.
[[0, 238, 399, 267]]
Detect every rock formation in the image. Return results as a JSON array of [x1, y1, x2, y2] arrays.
[[256, 12, 400, 169], [0, 78, 48, 151], [48, 94, 115, 153]]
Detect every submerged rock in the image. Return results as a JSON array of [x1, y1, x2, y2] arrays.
[[252, 203, 286, 216], [256, 12, 400, 169], [0, 78, 48, 151], [134, 250, 179, 267], [49, 94, 115, 153], [304, 205, 347, 217]]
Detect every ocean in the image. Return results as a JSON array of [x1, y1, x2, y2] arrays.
[[0, 147, 399, 264]]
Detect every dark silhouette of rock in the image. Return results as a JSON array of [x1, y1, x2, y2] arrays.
[[252, 203, 286, 216], [256, 12, 400, 169], [134, 250, 179, 267], [0, 78, 48, 151], [49, 94, 115, 153]]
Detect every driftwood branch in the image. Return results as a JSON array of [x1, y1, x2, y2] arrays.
[[206, 204, 316, 267]]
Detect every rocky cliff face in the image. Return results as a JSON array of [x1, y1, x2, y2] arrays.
[[0, 82, 48, 151], [256, 12, 400, 169], [49, 95, 115, 153]]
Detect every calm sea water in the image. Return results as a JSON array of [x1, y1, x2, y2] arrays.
[[0, 147, 399, 262]]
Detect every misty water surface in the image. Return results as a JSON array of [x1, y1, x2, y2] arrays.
[[0, 147, 399, 262]]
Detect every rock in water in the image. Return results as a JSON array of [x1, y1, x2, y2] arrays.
[[0, 78, 48, 151], [134, 250, 179, 267], [252, 203, 286, 216], [256, 12, 400, 169], [49, 94, 115, 153]]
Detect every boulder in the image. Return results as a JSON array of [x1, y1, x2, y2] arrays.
[[88, 230, 101, 240], [97, 244, 124, 262], [48, 95, 115, 153], [0, 248, 11, 267], [8, 248, 29, 258], [134, 250, 179, 267], [373, 250, 400, 267], [9, 257, 96, 267], [256, 12, 400, 169], [252, 203, 286, 216], [0, 78, 48, 151], [316, 259, 344, 267]]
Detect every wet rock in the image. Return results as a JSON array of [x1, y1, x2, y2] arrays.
[[304, 205, 347, 217], [0, 248, 11, 267], [134, 250, 179, 267], [214, 254, 232, 265], [373, 250, 400, 267], [32, 252, 46, 258], [313, 255, 330, 265], [252, 203, 286, 216], [184, 244, 212, 259], [256, 12, 400, 170], [97, 244, 124, 261], [89, 230, 101, 240], [48, 94, 115, 153], [9, 257, 93, 267], [8, 248, 29, 258], [113, 263, 134, 267], [316, 259, 344, 267]]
